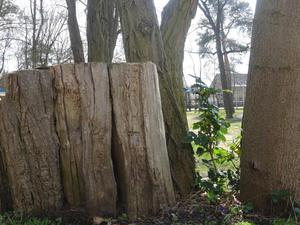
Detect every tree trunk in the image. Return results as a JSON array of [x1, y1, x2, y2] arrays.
[[0, 63, 175, 218], [0, 65, 117, 216], [110, 63, 175, 219], [241, 0, 300, 214], [198, 2, 235, 119], [118, 0, 196, 196], [160, 0, 197, 194], [0, 151, 11, 212], [52, 63, 117, 216], [30, 0, 44, 68], [215, 31, 234, 119], [221, 31, 235, 113], [160, 0, 197, 118], [87, 0, 119, 63], [31, 0, 38, 68], [66, 0, 85, 63], [0, 70, 63, 214]]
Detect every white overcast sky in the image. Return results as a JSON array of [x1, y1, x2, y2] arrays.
[[11, 0, 257, 85]]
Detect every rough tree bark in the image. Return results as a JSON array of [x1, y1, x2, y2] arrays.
[[52, 63, 117, 216], [160, 0, 197, 118], [118, 0, 196, 196], [0, 63, 174, 218], [0, 65, 117, 216], [0, 150, 11, 212], [160, 0, 197, 194], [110, 63, 175, 219], [241, 0, 300, 214], [66, 0, 85, 63], [0, 70, 63, 214], [87, 0, 119, 62]]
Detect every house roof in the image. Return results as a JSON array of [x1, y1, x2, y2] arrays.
[[210, 73, 248, 89]]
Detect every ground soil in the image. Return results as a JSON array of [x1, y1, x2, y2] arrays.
[[56, 191, 274, 225]]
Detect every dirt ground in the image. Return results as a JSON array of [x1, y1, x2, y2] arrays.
[[56, 191, 273, 225]]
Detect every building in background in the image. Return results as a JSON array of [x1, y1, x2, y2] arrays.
[[210, 73, 248, 107]]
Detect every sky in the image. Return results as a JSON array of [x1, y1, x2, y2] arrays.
[[11, 0, 257, 85]]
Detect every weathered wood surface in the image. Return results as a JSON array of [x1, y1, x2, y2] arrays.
[[0, 70, 63, 213], [0, 62, 175, 218], [52, 63, 117, 216], [110, 63, 175, 219]]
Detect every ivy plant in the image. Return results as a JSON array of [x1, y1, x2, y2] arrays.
[[186, 79, 240, 203]]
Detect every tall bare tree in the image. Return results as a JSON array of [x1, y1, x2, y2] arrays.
[[38, 10, 69, 65], [52, 35, 73, 64], [15, 7, 71, 69], [30, 0, 44, 67], [0, 0, 18, 73], [118, 0, 197, 195], [198, 0, 252, 118], [66, 0, 85, 63]]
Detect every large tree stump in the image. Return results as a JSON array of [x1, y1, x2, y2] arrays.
[[0, 63, 175, 218], [52, 63, 117, 216], [110, 63, 175, 219], [0, 70, 63, 213]]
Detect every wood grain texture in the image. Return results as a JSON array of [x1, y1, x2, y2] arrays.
[[110, 62, 175, 219], [0, 70, 63, 214], [0, 63, 174, 218], [52, 63, 117, 216]]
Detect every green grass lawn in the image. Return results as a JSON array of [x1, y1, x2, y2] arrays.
[[187, 108, 243, 176], [187, 108, 243, 138]]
